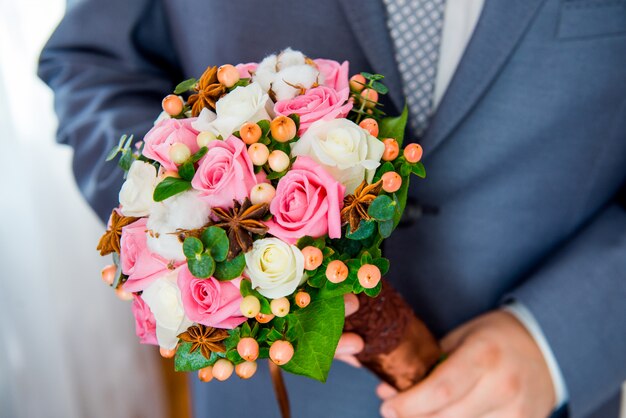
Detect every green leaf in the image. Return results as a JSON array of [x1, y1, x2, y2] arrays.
[[266, 169, 288, 180], [307, 269, 327, 289], [281, 297, 345, 382], [378, 219, 394, 238], [214, 253, 246, 281], [187, 254, 215, 278], [296, 236, 325, 250], [201, 227, 229, 262], [392, 176, 411, 229], [189, 147, 208, 163], [106, 135, 129, 161], [257, 120, 271, 137], [178, 161, 195, 181], [288, 113, 300, 131], [346, 220, 376, 240], [372, 257, 390, 276], [174, 342, 219, 371], [153, 177, 192, 202], [368, 195, 396, 221], [411, 162, 426, 178], [183, 237, 204, 259], [373, 161, 395, 183], [360, 72, 385, 81], [379, 105, 409, 146], [400, 162, 412, 177], [174, 78, 197, 94], [240, 279, 271, 314], [364, 281, 383, 297], [118, 150, 135, 172], [371, 81, 389, 95], [226, 349, 244, 364]]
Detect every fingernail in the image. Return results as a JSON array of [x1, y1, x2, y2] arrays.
[[344, 294, 359, 316], [380, 403, 397, 418]]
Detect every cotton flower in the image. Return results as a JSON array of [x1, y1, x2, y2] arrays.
[[253, 48, 320, 101]]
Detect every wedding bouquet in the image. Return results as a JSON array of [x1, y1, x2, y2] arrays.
[[97, 48, 437, 397]]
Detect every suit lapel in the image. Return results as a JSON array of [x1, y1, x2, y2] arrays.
[[336, 0, 405, 111], [422, 0, 547, 155]]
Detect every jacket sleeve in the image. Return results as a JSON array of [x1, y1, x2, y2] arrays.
[[508, 189, 626, 418], [38, 0, 182, 221]]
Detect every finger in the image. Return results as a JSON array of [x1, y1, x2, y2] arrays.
[[380, 341, 484, 417], [334, 332, 364, 356], [376, 383, 398, 400], [440, 324, 472, 353], [335, 355, 362, 368], [419, 378, 501, 418], [344, 293, 359, 317]]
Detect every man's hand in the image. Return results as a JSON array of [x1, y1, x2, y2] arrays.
[[379, 311, 556, 418]]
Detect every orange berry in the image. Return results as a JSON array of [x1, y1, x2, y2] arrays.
[[268, 150, 290, 172], [359, 118, 379, 137], [159, 347, 176, 359], [235, 361, 258, 379], [217, 64, 240, 88], [240, 122, 262, 145], [360, 89, 378, 108], [162, 94, 184, 116], [240, 295, 261, 318], [295, 291, 311, 308], [248, 143, 270, 166], [270, 116, 297, 142], [381, 171, 402, 193], [403, 143, 423, 163], [255, 312, 275, 324], [101, 264, 116, 286], [326, 260, 349, 284], [357, 264, 381, 289], [382, 138, 400, 161], [115, 286, 134, 301], [212, 359, 234, 381], [301, 246, 323, 270], [349, 74, 367, 92], [198, 366, 213, 382], [269, 340, 294, 365], [270, 297, 290, 317], [237, 337, 259, 361]]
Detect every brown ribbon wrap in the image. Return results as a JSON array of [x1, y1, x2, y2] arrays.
[[344, 279, 443, 391]]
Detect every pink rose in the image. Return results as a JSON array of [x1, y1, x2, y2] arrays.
[[120, 218, 180, 292], [142, 118, 199, 171], [177, 266, 246, 329], [266, 156, 345, 244], [131, 295, 158, 345], [274, 86, 352, 134], [236, 62, 258, 78], [314, 59, 350, 92], [192, 136, 265, 208]]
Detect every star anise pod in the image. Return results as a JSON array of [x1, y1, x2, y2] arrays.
[[212, 198, 269, 259], [177, 325, 228, 360], [187, 66, 227, 116], [96, 210, 139, 256], [341, 180, 383, 232]]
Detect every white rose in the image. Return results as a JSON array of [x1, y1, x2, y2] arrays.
[[253, 48, 320, 101], [119, 161, 158, 217], [206, 82, 271, 139], [291, 118, 386, 194], [146, 190, 212, 261], [245, 238, 306, 299], [141, 271, 193, 350], [190, 107, 217, 132]]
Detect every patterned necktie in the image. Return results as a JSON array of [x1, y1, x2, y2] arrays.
[[382, 0, 446, 137]]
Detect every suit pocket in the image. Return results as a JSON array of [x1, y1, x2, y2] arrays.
[[558, 0, 626, 39]]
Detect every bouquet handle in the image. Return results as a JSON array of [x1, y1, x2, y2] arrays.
[[269, 361, 291, 418], [344, 279, 443, 391]]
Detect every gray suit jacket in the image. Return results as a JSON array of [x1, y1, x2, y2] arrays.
[[39, 0, 626, 417]]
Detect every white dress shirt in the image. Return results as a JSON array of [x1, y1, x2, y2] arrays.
[[431, 0, 568, 409]]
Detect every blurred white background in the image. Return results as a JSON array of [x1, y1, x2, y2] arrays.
[[0, 1, 166, 417]]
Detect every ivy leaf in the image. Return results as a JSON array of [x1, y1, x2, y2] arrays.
[[379, 105, 409, 146], [174, 342, 220, 371], [214, 253, 246, 281], [368, 195, 396, 221], [153, 177, 192, 202], [201, 227, 229, 262], [183, 237, 204, 259], [187, 253, 215, 278], [281, 297, 345, 382], [345, 220, 376, 240], [174, 78, 197, 94]]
